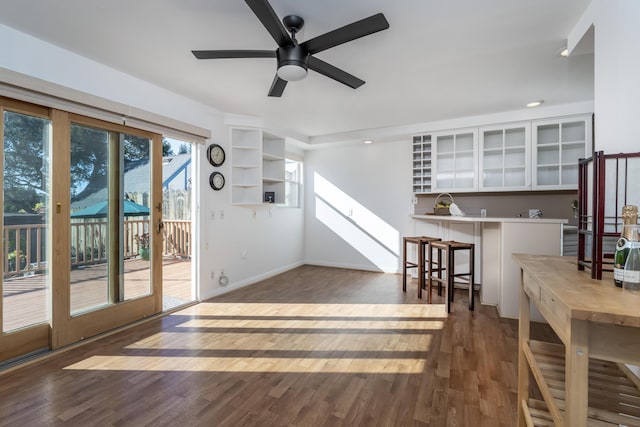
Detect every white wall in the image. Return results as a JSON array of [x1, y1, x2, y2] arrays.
[[304, 141, 413, 273], [0, 24, 305, 300], [571, 0, 640, 153]]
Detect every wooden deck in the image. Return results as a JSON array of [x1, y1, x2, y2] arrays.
[[3, 258, 192, 332]]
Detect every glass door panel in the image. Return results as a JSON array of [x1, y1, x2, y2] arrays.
[[122, 133, 151, 301], [69, 124, 110, 314], [161, 138, 194, 311], [2, 111, 51, 332]]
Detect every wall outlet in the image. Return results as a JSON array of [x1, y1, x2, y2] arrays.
[[210, 271, 215, 279], [219, 210, 224, 219], [241, 250, 247, 259]]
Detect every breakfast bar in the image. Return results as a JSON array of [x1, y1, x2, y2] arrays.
[[412, 214, 568, 319]]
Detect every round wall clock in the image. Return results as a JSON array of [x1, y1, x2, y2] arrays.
[[207, 143, 225, 167], [209, 171, 225, 191]]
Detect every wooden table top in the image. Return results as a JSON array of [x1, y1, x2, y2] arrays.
[[513, 253, 640, 328]]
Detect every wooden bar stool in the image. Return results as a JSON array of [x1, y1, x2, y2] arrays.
[[427, 240, 475, 312], [402, 236, 440, 299]]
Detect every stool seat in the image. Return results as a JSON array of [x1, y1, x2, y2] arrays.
[[427, 240, 475, 312], [402, 236, 441, 299]]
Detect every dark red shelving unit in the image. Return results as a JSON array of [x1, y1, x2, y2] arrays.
[[578, 151, 640, 279]]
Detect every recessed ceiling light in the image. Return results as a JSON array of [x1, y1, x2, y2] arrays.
[[526, 100, 544, 108], [560, 48, 569, 57], [363, 140, 373, 144]]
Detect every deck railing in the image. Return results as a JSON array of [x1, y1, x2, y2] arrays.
[[3, 219, 191, 278]]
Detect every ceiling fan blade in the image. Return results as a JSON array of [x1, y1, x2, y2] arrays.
[[244, 0, 292, 47], [308, 56, 365, 89], [301, 13, 389, 55], [192, 50, 275, 59], [268, 74, 287, 97]]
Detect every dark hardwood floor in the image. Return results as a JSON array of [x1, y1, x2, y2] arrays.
[[0, 265, 553, 426]]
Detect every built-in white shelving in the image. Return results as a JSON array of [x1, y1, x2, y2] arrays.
[[412, 135, 432, 194], [230, 127, 286, 205]]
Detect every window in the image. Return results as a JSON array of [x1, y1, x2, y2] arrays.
[[283, 158, 302, 207]]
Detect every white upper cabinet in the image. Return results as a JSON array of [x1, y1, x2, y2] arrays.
[[433, 129, 478, 192], [479, 123, 530, 191], [414, 114, 592, 194], [532, 115, 591, 190]]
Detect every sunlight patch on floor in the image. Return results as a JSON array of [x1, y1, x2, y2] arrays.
[[174, 318, 445, 330], [185, 302, 447, 318], [64, 355, 426, 374]]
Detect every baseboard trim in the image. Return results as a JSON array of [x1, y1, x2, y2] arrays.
[[200, 261, 305, 300], [303, 260, 398, 274]]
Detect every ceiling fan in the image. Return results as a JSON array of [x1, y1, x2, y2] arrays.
[[192, 0, 389, 97]]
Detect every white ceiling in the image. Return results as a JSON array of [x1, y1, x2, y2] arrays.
[[0, 0, 593, 141]]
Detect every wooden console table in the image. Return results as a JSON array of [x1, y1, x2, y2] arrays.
[[514, 254, 640, 426]]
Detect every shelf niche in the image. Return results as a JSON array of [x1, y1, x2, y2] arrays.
[[230, 127, 286, 205]]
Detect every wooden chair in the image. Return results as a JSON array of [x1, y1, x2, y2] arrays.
[[402, 236, 441, 299], [427, 240, 475, 312]]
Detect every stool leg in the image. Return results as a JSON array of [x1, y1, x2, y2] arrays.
[[426, 243, 432, 304], [445, 249, 451, 313], [402, 240, 407, 293], [469, 245, 475, 311], [437, 248, 443, 296], [418, 242, 424, 299], [447, 248, 454, 303], [448, 248, 454, 304]]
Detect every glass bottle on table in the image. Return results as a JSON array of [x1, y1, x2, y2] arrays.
[[614, 205, 638, 287], [623, 225, 640, 292]]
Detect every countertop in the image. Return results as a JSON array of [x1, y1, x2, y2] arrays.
[[513, 253, 640, 327], [411, 214, 568, 224]]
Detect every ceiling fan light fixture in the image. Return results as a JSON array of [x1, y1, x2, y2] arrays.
[[277, 64, 308, 81], [276, 45, 309, 81]]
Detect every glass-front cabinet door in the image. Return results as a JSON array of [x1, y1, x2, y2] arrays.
[[433, 129, 478, 192], [479, 123, 530, 191], [532, 115, 591, 190]]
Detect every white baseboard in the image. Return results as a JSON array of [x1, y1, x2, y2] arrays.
[[303, 259, 399, 274], [200, 260, 305, 300]]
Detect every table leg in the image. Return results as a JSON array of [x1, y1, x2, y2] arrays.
[[565, 319, 589, 426], [517, 269, 531, 427]]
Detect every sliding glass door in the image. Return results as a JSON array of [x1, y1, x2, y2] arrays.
[[1, 100, 163, 363], [52, 114, 161, 349], [0, 99, 51, 362], [68, 126, 153, 314]]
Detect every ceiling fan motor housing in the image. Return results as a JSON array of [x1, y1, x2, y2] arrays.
[[276, 45, 309, 81]]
